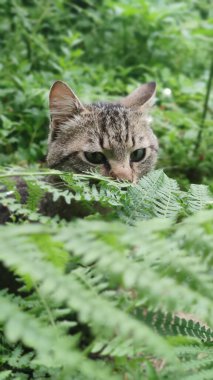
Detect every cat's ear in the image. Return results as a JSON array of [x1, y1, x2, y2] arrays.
[[120, 82, 156, 111], [49, 81, 85, 128]]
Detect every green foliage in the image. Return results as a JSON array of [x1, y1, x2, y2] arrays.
[[0, 0, 212, 185], [0, 1, 212, 378], [0, 168, 212, 223], [0, 168, 213, 379]]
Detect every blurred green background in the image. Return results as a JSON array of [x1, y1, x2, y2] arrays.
[[0, 0, 212, 186]]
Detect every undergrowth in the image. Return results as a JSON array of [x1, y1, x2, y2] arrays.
[[0, 168, 213, 380]]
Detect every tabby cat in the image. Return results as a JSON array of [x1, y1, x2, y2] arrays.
[[0, 81, 158, 289], [47, 80, 158, 182], [0, 81, 158, 223]]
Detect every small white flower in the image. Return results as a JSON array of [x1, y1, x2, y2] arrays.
[[6, 191, 14, 196], [162, 88, 172, 97]]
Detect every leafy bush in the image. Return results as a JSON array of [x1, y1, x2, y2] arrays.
[[0, 0, 212, 185], [0, 168, 213, 379]]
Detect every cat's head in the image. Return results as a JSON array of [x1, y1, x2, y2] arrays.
[[47, 81, 158, 183]]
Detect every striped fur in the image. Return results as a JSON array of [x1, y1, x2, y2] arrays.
[[47, 81, 158, 182]]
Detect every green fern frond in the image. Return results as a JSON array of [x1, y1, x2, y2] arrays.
[[25, 180, 45, 211], [137, 309, 213, 342], [0, 167, 213, 378], [161, 344, 213, 380], [186, 184, 212, 213], [0, 225, 175, 362], [122, 170, 184, 221], [0, 294, 120, 380], [0, 168, 212, 224]]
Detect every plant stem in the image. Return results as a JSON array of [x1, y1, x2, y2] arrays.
[[34, 282, 56, 329], [195, 57, 213, 151], [0, 171, 59, 178]]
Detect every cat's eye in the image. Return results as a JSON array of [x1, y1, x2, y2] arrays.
[[84, 151, 106, 165], [130, 148, 146, 162]]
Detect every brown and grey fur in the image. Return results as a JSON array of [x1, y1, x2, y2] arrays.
[[47, 81, 158, 182]]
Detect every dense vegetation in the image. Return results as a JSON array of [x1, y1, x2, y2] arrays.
[[0, 0, 212, 184], [0, 1, 212, 379]]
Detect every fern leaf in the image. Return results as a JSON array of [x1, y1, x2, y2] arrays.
[[0, 295, 120, 380], [137, 309, 213, 342], [186, 184, 213, 213]]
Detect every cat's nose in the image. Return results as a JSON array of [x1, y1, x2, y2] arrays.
[[109, 165, 134, 182]]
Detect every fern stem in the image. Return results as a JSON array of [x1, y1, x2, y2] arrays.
[[0, 171, 59, 178], [34, 282, 56, 329]]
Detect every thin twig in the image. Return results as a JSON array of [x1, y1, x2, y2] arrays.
[[195, 57, 213, 151]]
